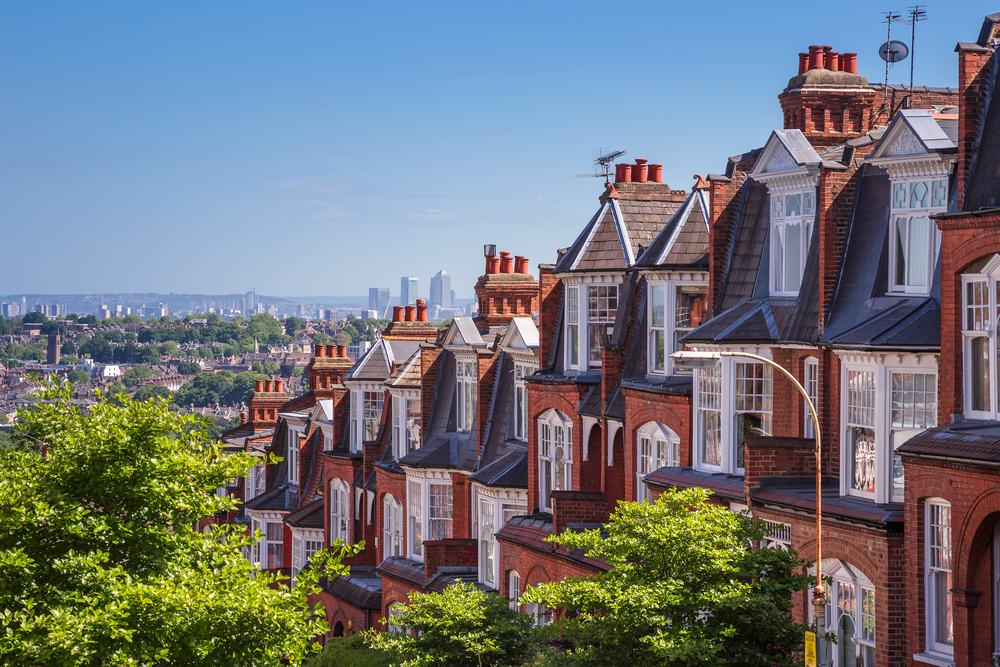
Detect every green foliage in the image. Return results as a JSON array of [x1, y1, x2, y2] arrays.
[[41, 321, 66, 336], [312, 332, 331, 344], [132, 385, 171, 403], [66, 370, 90, 385], [365, 582, 540, 667], [252, 362, 264, 373], [284, 316, 303, 335], [21, 312, 48, 324], [176, 361, 201, 375], [79, 315, 100, 326], [61, 341, 77, 356], [264, 361, 280, 376], [522, 487, 811, 667], [77, 335, 114, 363], [0, 380, 359, 665], [0, 414, 8, 424], [337, 316, 386, 346], [158, 341, 180, 357], [304, 634, 392, 667], [60, 356, 82, 364], [172, 371, 267, 408], [122, 364, 154, 388], [292, 366, 304, 377]]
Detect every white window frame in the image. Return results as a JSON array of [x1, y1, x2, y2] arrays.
[[925, 499, 953, 657], [646, 279, 710, 377], [382, 493, 403, 559], [405, 472, 453, 563], [962, 262, 1000, 420], [769, 188, 816, 297], [537, 409, 573, 512], [693, 352, 772, 476], [251, 517, 262, 566], [265, 521, 283, 570], [509, 570, 521, 610], [837, 353, 938, 504], [348, 384, 384, 452], [513, 362, 536, 441], [888, 177, 947, 295], [808, 559, 877, 667], [762, 520, 792, 550], [804, 358, 819, 439], [473, 486, 527, 589], [291, 531, 323, 585], [329, 478, 350, 545], [561, 276, 622, 372], [456, 356, 478, 432], [391, 391, 422, 460], [636, 421, 679, 503], [287, 431, 299, 485]]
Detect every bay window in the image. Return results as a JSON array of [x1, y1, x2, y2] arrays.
[[694, 355, 772, 474], [513, 363, 535, 441], [266, 522, 283, 570], [456, 358, 478, 431], [810, 559, 876, 667], [382, 494, 403, 559], [406, 475, 453, 562], [838, 355, 937, 503], [537, 409, 573, 512], [392, 393, 421, 459], [925, 500, 953, 656], [291, 535, 322, 584], [563, 280, 620, 371], [475, 493, 525, 589], [329, 478, 349, 544], [636, 422, 679, 502], [890, 178, 946, 293], [479, 500, 496, 587], [287, 434, 299, 484], [961, 264, 1000, 419], [647, 281, 709, 375], [770, 189, 815, 296], [363, 391, 383, 441], [349, 386, 384, 451]]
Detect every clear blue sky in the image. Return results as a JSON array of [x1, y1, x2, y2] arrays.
[[0, 1, 988, 299]]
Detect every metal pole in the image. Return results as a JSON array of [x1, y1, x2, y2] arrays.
[[718, 351, 825, 665]]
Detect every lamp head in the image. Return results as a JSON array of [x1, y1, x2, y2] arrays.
[[670, 350, 723, 370]]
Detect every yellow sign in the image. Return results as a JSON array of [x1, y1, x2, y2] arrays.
[[804, 630, 816, 667]]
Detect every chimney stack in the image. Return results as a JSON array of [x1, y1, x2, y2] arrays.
[[255, 380, 263, 393], [648, 164, 663, 183], [315, 343, 326, 357], [264, 380, 273, 393]]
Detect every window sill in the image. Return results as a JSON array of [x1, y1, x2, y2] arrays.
[[913, 652, 954, 667]]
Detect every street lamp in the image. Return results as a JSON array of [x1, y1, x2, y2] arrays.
[[671, 350, 826, 665]]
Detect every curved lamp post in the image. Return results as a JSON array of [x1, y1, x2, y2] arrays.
[[671, 350, 826, 665]]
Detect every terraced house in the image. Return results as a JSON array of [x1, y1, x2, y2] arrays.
[[215, 12, 1000, 666]]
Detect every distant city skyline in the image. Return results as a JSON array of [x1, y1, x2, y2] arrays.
[[0, 3, 985, 297]]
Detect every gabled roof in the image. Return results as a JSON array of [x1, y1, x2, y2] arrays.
[[285, 498, 324, 528], [499, 317, 539, 350], [683, 300, 780, 344], [868, 109, 957, 161], [750, 129, 822, 178], [344, 338, 421, 382], [442, 317, 485, 348], [554, 193, 683, 273], [385, 350, 421, 389], [468, 449, 528, 488], [636, 189, 710, 268]]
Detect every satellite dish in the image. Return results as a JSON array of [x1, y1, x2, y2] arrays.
[[879, 40, 909, 63]]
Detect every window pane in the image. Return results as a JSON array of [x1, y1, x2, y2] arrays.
[[785, 193, 801, 216], [652, 330, 665, 371], [907, 216, 929, 286], [893, 182, 908, 208], [910, 181, 929, 208], [698, 365, 722, 467], [735, 413, 771, 468], [895, 216, 907, 286], [803, 190, 815, 215], [773, 225, 784, 291], [651, 285, 665, 327], [971, 336, 991, 412], [849, 427, 876, 493], [784, 222, 801, 292], [931, 180, 947, 208], [771, 194, 783, 218]]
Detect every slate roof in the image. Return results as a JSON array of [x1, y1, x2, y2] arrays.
[[898, 420, 1000, 463], [324, 567, 382, 611], [468, 449, 528, 488], [385, 350, 421, 389], [377, 557, 427, 589], [399, 431, 478, 471], [554, 194, 683, 273], [285, 498, 324, 528], [718, 178, 770, 311], [478, 351, 518, 468], [752, 481, 904, 528], [966, 50, 1000, 211], [635, 190, 710, 268], [344, 338, 421, 382], [643, 467, 745, 501], [495, 514, 610, 572], [244, 484, 295, 512]]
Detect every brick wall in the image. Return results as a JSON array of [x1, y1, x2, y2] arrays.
[[817, 168, 855, 335], [537, 264, 562, 368], [374, 465, 408, 566], [419, 344, 442, 439], [622, 387, 692, 502], [423, 538, 477, 584], [743, 436, 815, 493], [318, 589, 381, 638], [526, 380, 587, 512], [551, 490, 609, 535], [451, 471, 472, 541], [498, 536, 606, 602], [957, 45, 994, 209]]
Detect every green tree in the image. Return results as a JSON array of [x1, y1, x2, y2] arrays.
[[21, 312, 48, 324], [222, 372, 269, 407], [177, 361, 201, 376], [122, 365, 154, 388], [252, 362, 264, 373], [0, 380, 358, 665], [132, 384, 171, 402], [292, 367, 304, 377], [135, 346, 160, 365], [61, 341, 77, 356], [284, 316, 303, 336], [60, 356, 82, 365], [122, 314, 143, 324], [305, 635, 391, 667], [365, 582, 539, 667], [312, 332, 331, 344], [79, 315, 100, 326], [521, 487, 811, 667], [264, 361, 281, 376], [172, 371, 236, 408], [66, 369, 90, 385], [158, 341, 180, 357]]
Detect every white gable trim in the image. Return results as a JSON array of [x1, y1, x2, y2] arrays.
[[609, 199, 636, 267], [569, 201, 611, 271]]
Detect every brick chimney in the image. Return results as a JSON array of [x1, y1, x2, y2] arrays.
[[473, 249, 540, 331], [382, 298, 438, 340], [307, 342, 353, 398], [246, 378, 290, 429]]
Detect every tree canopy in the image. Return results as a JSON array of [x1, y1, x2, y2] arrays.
[[521, 487, 810, 667], [172, 370, 267, 408], [0, 380, 356, 665], [66, 369, 90, 385]]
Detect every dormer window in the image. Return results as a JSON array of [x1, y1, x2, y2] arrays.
[[889, 178, 946, 293], [648, 282, 708, 375], [961, 258, 1000, 419], [770, 190, 815, 296], [513, 363, 536, 440], [287, 433, 299, 485], [456, 359, 478, 431], [563, 281, 620, 371], [391, 393, 421, 460], [349, 386, 384, 452]]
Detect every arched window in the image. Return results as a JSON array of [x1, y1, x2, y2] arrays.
[[382, 494, 403, 559], [387, 603, 405, 634], [808, 559, 876, 667], [924, 499, 953, 658], [636, 422, 680, 502], [330, 478, 350, 544], [537, 409, 573, 512]]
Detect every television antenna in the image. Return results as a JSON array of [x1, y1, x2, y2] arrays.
[[878, 11, 911, 118], [907, 6, 927, 98], [577, 148, 626, 184]]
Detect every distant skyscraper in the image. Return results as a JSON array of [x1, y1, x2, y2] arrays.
[[369, 288, 390, 318], [430, 270, 452, 310], [245, 289, 256, 314], [401, 277, 418, 306], [450, 289, 456, 307]]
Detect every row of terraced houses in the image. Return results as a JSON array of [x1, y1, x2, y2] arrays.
[[211, 13, 1000, 667]]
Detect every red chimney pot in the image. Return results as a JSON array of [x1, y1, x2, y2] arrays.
[[275, 380, 283, 393], [808, 45, 825, 70], [405, 305, 416, 322], [315, 343, 326, 357], [634, 159, 648, 183], [648, 164, 663, 183], [325, 344, 336, 357], [826, 50, 840, 71], [240, 411, 247, 424], [392, 305, 404, 322], [798, 53, 809, 75], [499, 251, 513, 274], [416, 299, 428, 322], [337, 344, 347, 357], [618, 163, 632, 183], [255, 380, 263, 392], [843, 52, 858, 74], [264, 380, 273, 393]]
